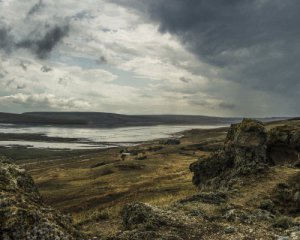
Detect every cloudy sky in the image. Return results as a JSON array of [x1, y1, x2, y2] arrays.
[[0, 0, 299, 117]]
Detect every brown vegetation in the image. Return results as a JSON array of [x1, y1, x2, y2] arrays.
[[3, 118, 300, 239]]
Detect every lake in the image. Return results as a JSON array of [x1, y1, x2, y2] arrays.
[[0, 124, 227, 149]]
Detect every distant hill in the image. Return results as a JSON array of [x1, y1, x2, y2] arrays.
[[0, 112, 288, 128], [0, 112, 86, 125], [22, 112, 242, 127]]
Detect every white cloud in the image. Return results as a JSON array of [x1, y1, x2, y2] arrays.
[[0, 93, 91, 110], [0, 0, 297, 117]]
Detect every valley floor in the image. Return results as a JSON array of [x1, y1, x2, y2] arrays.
[[3, 119, 300, 239]]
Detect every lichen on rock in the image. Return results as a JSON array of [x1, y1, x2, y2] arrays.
[[190, 119, 269, 190], [111, 202, 204, 240], [268, 125, 300, 165], [0, 157, 85, 240], [224, 119, 268, 174]]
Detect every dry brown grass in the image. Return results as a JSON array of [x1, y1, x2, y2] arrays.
[[12, 119, 299, 237], [10, 127, 226, 236]]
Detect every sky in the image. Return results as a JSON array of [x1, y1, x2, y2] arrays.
[[0, 0, 299, 117]]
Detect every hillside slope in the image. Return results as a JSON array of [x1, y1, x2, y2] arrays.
[[23, 112, 242, 127], [0, 111, 288, 128], [0, 112, 86, 125]]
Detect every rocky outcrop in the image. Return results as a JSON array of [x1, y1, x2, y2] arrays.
[[110, 199, 280, 240], [0, 157, 84, 240], [110, 202, 204, 240], [268, 125, 300, 165], [267, 125, 300, 215], [189, 151, 234, 188], [268, 125, 300, 148], [190, 119, 269, 189], [108, 119, 300, 239], [224, 119, 268, 174]]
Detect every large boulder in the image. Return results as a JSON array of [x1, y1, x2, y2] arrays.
[[268, 125, 300, 148], [110, 202, 203, 240], [0, 157, 84, 240], [189, 151, 234, 188], [190, 119, 269, 189], [224, 119, 268, 175]]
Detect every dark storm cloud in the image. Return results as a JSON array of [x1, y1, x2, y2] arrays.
[[17, 25, 70, 59], [189, 99, 236, 110], [180, 77, 190, 83], [218, 103, 236, 110], [0, 62, 7, 79], [5, 79, 14, 87], [5, 79, 26, 90], [0, 26, 14, 53], [19, 60, 30, 71], [114, 0, 300, 94], [41, 65, 52, 72], [27, 0, 44, 17], [0, 21, 69, 59], [71, 10, 95, 21], [17, 84, 26, 90], [58, 76, 71, 86], [96, 56, 108, 65]]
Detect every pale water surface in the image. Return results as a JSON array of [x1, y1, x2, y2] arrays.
[[0, 124, 227, 149], [0, 141, 114, 150]]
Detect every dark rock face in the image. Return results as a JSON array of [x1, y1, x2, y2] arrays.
[[0, 157, 84, 240], [268, 125, 300, 148], [268, 125, 300, 165], [294, 160, 300, 168], [111, 202, 204, 240], [190, 151, 234, 188], [190, 119, 269, 189], [224, 119, 268, 174]]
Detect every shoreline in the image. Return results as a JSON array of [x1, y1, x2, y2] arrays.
[[0, 124, 229, 150]]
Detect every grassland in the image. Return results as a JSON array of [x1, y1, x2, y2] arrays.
[[2, 119, 298, 238], [0, 126, 226, 236]]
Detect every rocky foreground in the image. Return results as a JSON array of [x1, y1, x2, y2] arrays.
[[1, 119, 300, 239], [0, 157, 83, 240]]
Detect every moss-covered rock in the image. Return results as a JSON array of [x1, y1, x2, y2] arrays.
[[190, 119, 269, 189], [268, 125, 300, 165], [189, 151, 234, 188], [224, 119, 268, 174], [0, 157, 85, 240], [259, 199, 276, 214], [111, 202, 204, 240], [272, 216, 294, 229], [268, 125, 300, 148]]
